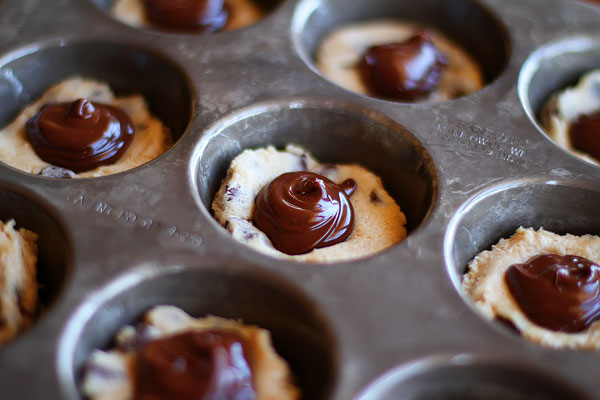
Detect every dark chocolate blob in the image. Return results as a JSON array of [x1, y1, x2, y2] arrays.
[[253, 172, 356, 255], [143, 0, 228, 32], [134, 330, 255, 400], [26, 99, 134, 173], [569, 110, 600, 162], [359, 34, 448, 100], [505, 254, 600, 333]]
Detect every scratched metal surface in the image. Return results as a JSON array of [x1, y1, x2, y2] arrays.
[[0, 0, 599, 399]]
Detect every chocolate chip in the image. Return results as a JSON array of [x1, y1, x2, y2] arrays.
[[299, 154, 308, 170], [225, 185, 239, 201], [451, 88, 467, 98], [244, 232, 256, 240], [370, 190, 382, 204], [15, 289, 33, 319], [39, 166, 75, 179], [319, 163, 337, 176], [224, 220, 231, 230], [494, 315, 520, 334]]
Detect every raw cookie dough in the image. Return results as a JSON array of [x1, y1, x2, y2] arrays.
[[212, 145, 407, 262], [0, 220, 38, 344], [112, 0, 263, 31], [316, 20, 484, 102], [81, 305, 300, 400], [540, 69, 600, 165], [0, 77, 171, 178], [462, 227, 600, 350]]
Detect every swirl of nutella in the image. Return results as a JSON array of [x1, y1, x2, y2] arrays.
[[142, 0, 228, 32], [26, 99, 134, 173], [505, 254, 600, 333], [135, 330, 255, 400], [253, 171, 357, 255], [359, 33, 448, 101], [570, 110, 600, 162]]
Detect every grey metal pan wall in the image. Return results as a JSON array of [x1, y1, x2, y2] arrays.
[[0, 0, 599, 399]]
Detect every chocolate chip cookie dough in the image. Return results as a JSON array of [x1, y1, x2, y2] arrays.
[[462, 227, 600, 350], [316, 20, 484, 102], [81, 305, 299, 400], [112, 0, 263, 32], [0, 220, 38, 344], [212, 145, 407, 262], [540, 69, 600, 165], [0, 77, 171, 178]]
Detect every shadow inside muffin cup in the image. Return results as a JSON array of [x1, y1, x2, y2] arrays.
[[292, 0, 510, 100], [0, 40, 193, 147], [58, 262, 336, 400], [194, 100, 436, 244], [519, 35, 600, 154], [356, 354, 591, 400], [0, 185, 71, 342]]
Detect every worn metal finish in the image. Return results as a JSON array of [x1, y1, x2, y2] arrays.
[[0, 0, 599, 398]]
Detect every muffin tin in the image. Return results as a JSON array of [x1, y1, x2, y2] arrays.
[[0, 0, 599, 398]]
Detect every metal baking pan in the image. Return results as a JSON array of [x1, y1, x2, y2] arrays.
[[0, 0, 599, 398]]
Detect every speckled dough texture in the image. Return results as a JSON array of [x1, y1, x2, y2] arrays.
[[462, 227, 600, 350], [316, 20, 484, 102], [0, 220, 38, 344], [82, 305, 300, 400], [0, 77, 171, 178], [112, 0, 263, 31], [212, 145, 407, 262], [540, 69, 600, 165]]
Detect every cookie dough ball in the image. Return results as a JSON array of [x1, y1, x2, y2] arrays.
[[316, 20, 484, 102], [81, 305, 300, 400], [540, 69, 600, 165], [0, 220, 38, 344], [0, 77, 171, 178], [112, 0, 263, 32], [212, 145, 407, 262], [462, 227, 600, 350]]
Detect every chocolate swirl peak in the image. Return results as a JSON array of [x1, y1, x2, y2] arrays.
[[143, 0, 228, 32], [253, 172, 356, 255], [135, 330, 254, 400], [569, 110, 600, 162], [359, 33, 448, 100], [505, 254, 600, 333], [26, 98, 134, 173]]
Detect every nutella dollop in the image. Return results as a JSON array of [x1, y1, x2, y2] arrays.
[[505, 254, 600, 333], [26, 99, 134, 173], [253, 171, 356, 255], [359, 34, 448, 100], [135, 329, 255, 400], [570, 110, 600, 161], [142, 0, 228, 32]]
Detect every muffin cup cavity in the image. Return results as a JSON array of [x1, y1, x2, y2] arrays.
[[0, 185, 71, 341], [519, 35, 600, 145], [292, 0, 510, 98], [356, 354, 590, 400], [192, 100, 436, 236], [0, 41, 193, 143], [58, 262, 336, 400]]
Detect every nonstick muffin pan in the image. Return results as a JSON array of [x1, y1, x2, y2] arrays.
[[0, 0, 599, 399]]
